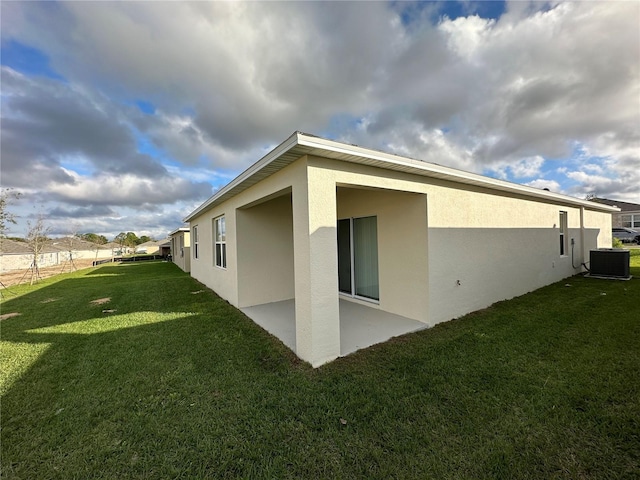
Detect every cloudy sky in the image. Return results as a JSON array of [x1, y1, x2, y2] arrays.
[[1, 1, 638, 240]]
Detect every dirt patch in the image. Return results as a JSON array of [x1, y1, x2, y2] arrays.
[[0, 259, 99, 287], [40, 298, 60, 304], [90, 297, 111, 306], [0, 312, 21, 321]]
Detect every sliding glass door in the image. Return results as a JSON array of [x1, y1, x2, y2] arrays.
[[337, 216, 379, 301]]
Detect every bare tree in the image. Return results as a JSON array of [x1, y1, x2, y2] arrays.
[[0, 188, 22, 237], [59, 226, 80, 273], [25, 215, 51, 285]]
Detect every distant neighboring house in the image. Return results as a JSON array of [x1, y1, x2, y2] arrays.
[[1, 239, 33, 273], [168, 227, 190, 272], [590, 198, 640, 229], [1, 237, 115, 274], [110, 242, 133, 255], [1, 238, 62, 273], [184, 131, 617, 367], [135, 241, 158, 254], [158, 239, 171, 258], [47, 237, 112, 263], [103, 242, 123, 256]]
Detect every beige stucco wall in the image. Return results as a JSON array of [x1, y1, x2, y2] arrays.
[[236, 193, 295, 307], [137, 245, 159, 254], [170, 231, 191, 272], [189, 158, 307, 308], [336, 187, 429, 322], [188, 153, 613, 366], [306, 156, 612, 327], [189, 157, 341, 366]]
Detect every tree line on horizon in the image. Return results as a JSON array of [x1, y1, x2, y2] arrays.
[[2, 189, 156, 247]]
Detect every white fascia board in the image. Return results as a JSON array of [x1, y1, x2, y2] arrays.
[[183, 131, 301, 222], [296, 134, 620, 213], [168, 227, 190, 237], [184, 131, 619, 222]]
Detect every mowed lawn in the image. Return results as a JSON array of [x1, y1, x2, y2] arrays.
[[1, 254, 639, 479]]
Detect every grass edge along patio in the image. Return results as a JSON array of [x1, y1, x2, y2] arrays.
[[2, 258, 638, 478]]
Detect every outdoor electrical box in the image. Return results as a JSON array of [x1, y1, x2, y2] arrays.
[[589, 249, 630, 279]]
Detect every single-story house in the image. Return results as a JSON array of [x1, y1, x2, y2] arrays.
[[168, 227, 191, 273], [103, 242, 124, 256], [0, 238, 44, 273], [184, 132, 617, 367], [1, 237, 112, 273], [158, 240, 171, 258], [135, 241, 157, 254], [47, 237, 113, 263], [590, 198, 640, 229], [134, 239, 170, 255]]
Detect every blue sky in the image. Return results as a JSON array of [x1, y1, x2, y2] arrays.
[[1, 1, 638, 239]]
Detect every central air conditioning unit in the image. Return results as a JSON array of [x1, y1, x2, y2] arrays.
[[588, 249, 631, 280]]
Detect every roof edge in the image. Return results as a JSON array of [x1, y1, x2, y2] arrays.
[[184, 131, 619, 221], [184, 131, 301, 222], [169, 227, 190, 236], [295, 134, 620, 212]]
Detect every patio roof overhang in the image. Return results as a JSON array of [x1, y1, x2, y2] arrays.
[[184, 131, 619, 222]]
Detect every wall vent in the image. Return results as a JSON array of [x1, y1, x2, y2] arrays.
[[588, 249, 631, 279]]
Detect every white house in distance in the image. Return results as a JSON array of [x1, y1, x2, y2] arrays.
[[184, 132, 617, 367], [169, 227, 191, 273]]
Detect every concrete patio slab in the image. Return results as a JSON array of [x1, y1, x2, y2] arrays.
[[241, 298, 428, 358]]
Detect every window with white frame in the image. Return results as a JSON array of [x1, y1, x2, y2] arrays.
[[179, 235, 184, 257], [214, 216, 226, 268], [192, 225, 199, 259], [621, 214, 640, 229], [559, 211, 568, 256]]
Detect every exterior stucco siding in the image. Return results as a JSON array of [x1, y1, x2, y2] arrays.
[[186, 144, 614, 367], [236, 193, 295, 307], [189, 157, 308, 308], [169, 231, 191, 273], [308, 155, 613, 327], [336, 187, 429, 323]]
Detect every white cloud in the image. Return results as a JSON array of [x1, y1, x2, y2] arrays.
[[47, 170, 211, 207], [491, 155, 545, 180], [2, 0, 638, 236], [439, 14, 495, 60]]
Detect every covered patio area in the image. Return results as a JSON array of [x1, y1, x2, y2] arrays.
[[241, 299, 428, 358]]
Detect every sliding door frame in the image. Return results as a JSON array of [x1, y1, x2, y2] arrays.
[[337, 216, 380, 303]]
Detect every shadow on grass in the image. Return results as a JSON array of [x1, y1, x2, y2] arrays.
[[2, 262, 307, 477], [2, 260, 639, 479]]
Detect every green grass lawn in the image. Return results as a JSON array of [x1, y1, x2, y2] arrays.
[[1, 254, 639, 479]]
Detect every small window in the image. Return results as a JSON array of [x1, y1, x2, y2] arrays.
[[192, 225, 199, 259], [214, 216, 226, 269], [621, 214, 640, 229], [559, 211, 568, 256]]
